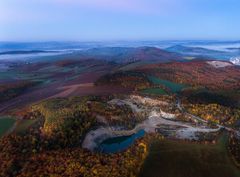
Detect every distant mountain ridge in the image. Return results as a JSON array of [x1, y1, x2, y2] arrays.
[[0, 46, 183, 63], [165, 45, 231, 60], [227, 47, 240, 50], [166, 45, 221, 53], [0, 50, 59, 55], [78, 46, 183, 63]]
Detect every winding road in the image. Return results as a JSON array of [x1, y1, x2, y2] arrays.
[[177, 97, 240, 137], [83, 96, 240, 151]]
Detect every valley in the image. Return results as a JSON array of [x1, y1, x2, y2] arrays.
[[0, 43, 240, 177]]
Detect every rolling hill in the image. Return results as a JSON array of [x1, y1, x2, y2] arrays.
[[166, 45, 231, 60], [78, 47, 183, 63]]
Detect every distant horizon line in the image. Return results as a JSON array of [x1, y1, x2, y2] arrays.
[[1, 39, 240, 43]]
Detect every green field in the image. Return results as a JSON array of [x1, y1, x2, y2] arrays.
[[148, 76, 187, 93], [0, 117, 16, 137], [139, 134, 240, 177], [14, 119, 38, 134], [141, 88, 167, 95]]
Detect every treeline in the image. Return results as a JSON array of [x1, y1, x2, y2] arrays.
[[137, 61, 240, 91], [182, 88, 240, 126], [0, 81, 39, 103], [186, 103, 239, 126], [32, 95, 144, 132], [0, 120, 158, 177], [88, 100, 145, 129], [0, 95, 154, 176], [0, 131, 149, 177], [31, 97, 95, 135], [95, 71, 152, 90], [0, 96, 97, 176], [181, 88, 240, 108], [228, 133, 240, 166], [13, 138, 149, 177]]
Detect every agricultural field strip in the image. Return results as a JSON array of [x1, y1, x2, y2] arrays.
[[50, 83, 94, 98]]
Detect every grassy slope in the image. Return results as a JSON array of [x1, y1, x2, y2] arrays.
[[0, 117, 15, 137], [139, 134, 240, 177], [141, 88, 167, 95], [148, 76, 187, 93], [14, 119, 38, 134]]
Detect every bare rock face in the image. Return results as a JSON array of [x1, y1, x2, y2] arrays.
[[206, 61, 233, 68], [230, 57, 240, 66]]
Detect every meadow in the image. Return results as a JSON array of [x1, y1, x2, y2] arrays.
[[141, 88, 167, 95], [0, 117, 15, 137], [148, 76, 187, 93], [139, 133, 240, 177], [14, 119, 38, 134]]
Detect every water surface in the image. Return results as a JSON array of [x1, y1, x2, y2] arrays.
[[98, 129, 145, 153]]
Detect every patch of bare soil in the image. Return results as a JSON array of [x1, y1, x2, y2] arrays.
[[51, 83, 133, 98]]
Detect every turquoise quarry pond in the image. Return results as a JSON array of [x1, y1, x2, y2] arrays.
[[98, 130, 145, 153]]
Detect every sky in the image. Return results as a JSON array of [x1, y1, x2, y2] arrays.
[[0, 0, 240, 41]]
